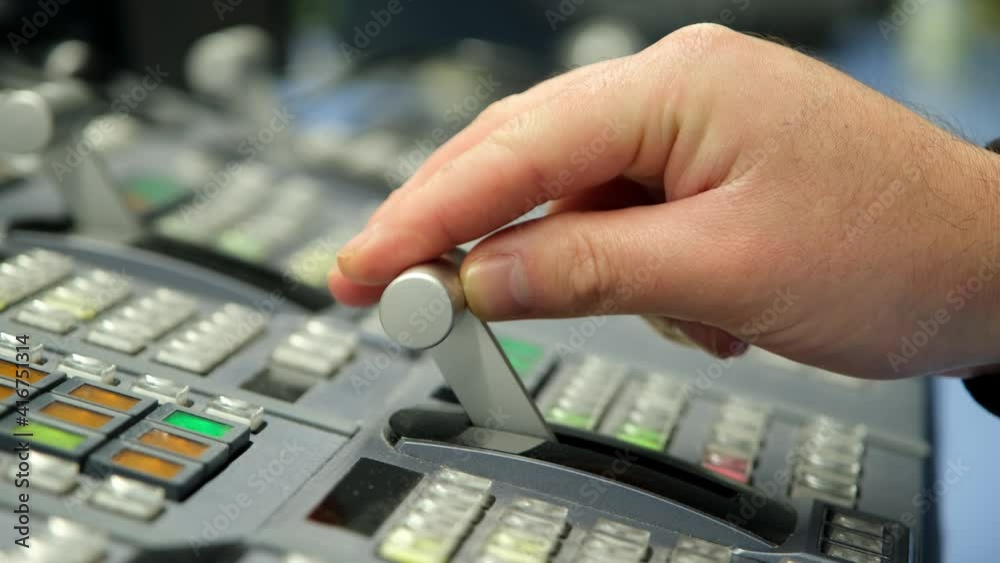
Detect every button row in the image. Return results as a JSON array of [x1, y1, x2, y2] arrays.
[[86, 288, 198, 354], [668, 535, 732, 563], [541, 356, 628, 431], [156, 163, 273, 243], [270, 318, 359, 378], [155, 303, 267, 373], [819, 509, 889, 563], [15, 268, 132, 333], [476, 497, 570, 563], [0, 363, 258, 502], [600, 372, 687, 452], [215, 176, 322, 262], [701, 399, 770, 484], [789, 417, 867, 508], [576, 518, 651, 563], [0, 249, 74, 312], [379, 468, 494, 563]]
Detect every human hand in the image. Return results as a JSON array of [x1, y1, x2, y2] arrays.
[[329, 24, 1000, 379]]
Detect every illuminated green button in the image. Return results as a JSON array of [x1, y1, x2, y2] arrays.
[[217, 230, 267, 262], [498, 337, 545, 378], [616, 423, 667, 451], [124, 177, 187, 211], [24, 421, 86, 450], [546, 407, 593, 430], [163, 410, 232, 439]]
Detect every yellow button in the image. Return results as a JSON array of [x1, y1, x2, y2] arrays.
[[69, 384, 139, 412], [139, 428, 209, 460], [41, 401, 113, 429], [112, 449, 183, 479]]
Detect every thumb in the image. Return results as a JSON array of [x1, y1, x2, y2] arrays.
[[460, 190, 750, 326]]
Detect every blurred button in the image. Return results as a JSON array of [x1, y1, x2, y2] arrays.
[[205, 395, 265, 432], [57, 354, 116, 384], [89, 475, 165, 520]]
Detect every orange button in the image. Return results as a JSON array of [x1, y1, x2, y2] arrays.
[[41, 401, 113, 429], [139, 428, 209, 459], [69, 384, 139, 412], [112, 449, 183, 479], [0, 360, 47, 384], [0, 386, 14, 400]]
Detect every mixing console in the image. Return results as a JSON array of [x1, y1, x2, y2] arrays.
[[0, 29, 935, 563]]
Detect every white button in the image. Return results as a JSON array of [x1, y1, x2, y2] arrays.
[[90, 475, 165, 520]]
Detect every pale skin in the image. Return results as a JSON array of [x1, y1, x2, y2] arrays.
[[329, 24, 1000, 381]]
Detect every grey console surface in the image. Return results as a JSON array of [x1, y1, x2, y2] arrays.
[[0, 231, 930, 563]]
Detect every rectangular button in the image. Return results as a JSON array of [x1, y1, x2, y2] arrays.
[[205, 395, 265, 432], [52, 379, 156, 418], [0, 415, 104, 460], [0, 359, 64, 390], [31, 395, 132, 436], [4, 451, 78, 494], [15, 299, 78, 334], [57, 354, 117, 384], [702, 445, 752, 484], [129, 374, 189, 405], [120, 420, 227, 473], [85, 441, 204, 500], [149, 405, 250, 450], [0, 332, 45, 363], [90, 475, 165, 520]]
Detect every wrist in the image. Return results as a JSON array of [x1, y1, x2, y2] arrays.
[[933, 138, 1000, 373]]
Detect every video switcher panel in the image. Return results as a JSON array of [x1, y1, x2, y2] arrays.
[[0, 228, 931, 563]]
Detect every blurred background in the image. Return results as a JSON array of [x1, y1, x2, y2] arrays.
[[0, 1, 997, 560]]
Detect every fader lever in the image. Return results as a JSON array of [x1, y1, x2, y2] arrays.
[[379, 254, 556, 441]]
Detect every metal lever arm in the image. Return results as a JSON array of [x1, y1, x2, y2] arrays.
[[379, 256, 555, 441]]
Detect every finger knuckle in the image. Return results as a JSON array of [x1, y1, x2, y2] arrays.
[[647, 23, 740, 66], [563, 230, 615, 310]]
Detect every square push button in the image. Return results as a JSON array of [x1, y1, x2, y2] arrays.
[[0, 415, 104, 460], [149, 405, 250, 450], [120, 420, 227, 473], [30, 395, 133, 436], [86, 441, 204, 500], [0, 359, 65, 391], [52, 379, 157, 419]]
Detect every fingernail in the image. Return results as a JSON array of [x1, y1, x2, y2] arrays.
[[463, 254, 533, 318], [728, 339, 750, 357]]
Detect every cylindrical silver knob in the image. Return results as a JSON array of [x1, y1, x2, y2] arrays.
[[378, 254, 556, 441], [379, 259, 466, 349]]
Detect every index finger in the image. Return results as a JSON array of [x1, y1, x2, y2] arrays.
[[337, 54, 670, 286]]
